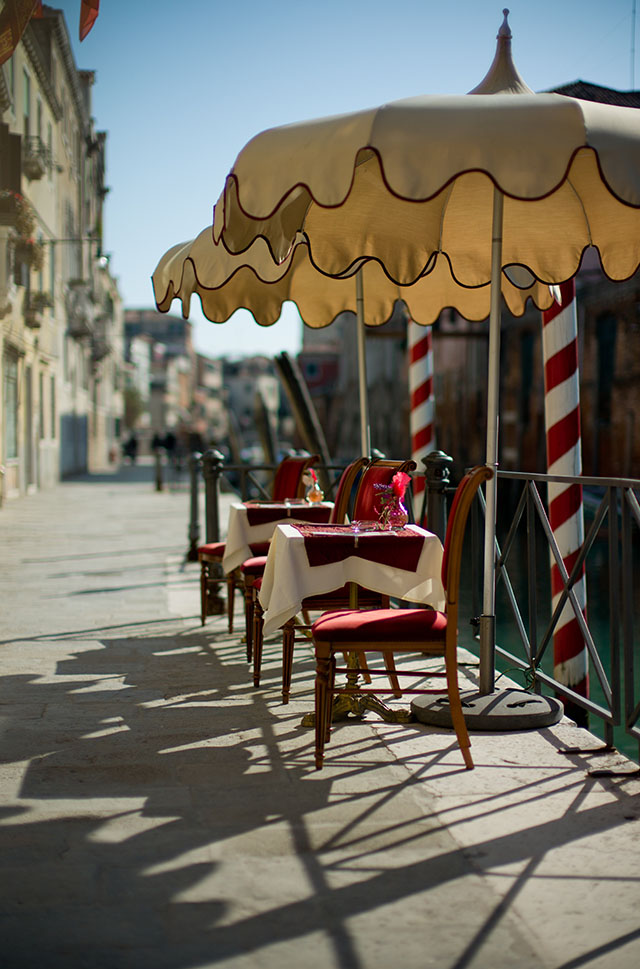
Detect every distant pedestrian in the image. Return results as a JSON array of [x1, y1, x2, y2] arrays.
[[163, 429, 180, 479], [164, 430, 177, 457], [123, 434, 138, 464]]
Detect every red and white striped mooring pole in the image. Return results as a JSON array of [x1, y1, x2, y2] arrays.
[[541, 279, 588, 717], [408, 320, 436, 500]]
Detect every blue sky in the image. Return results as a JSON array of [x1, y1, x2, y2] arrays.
[[54, 0, 639, 357]]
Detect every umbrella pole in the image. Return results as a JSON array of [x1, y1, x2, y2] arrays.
[[355, 270, 372, 457], [479, 187, 504, 694]]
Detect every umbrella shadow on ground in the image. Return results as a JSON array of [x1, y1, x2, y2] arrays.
[[1, 624, 640, 969]]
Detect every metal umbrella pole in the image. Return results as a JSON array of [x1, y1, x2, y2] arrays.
[[479, 186, 504, 695], [355, 269, 372, 458], [417, 187, 563, 726]]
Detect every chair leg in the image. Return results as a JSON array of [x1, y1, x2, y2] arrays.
[[460, 743, 474, 770], [244, 580, 254, 663], [327, 654, 336, 742], [315, 649, 333, 769], [199, 562, 208, 626], [445, 654, 474, 769], [282, 620, 295, 704], [226, 573, 236, 634], [252, 598, 264, 688], [383, 652, 402, 698]]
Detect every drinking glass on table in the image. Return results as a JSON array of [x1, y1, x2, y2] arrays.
[[351, 520, 379, 545]]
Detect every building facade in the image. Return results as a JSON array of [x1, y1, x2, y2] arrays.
[[0, 6, 123, 500], [123, 309, 231, 455]]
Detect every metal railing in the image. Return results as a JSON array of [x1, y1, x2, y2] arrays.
[[182, 451, 355, 561], [182, 450, 639, 761], [468, 470, 640, 761], [192, 449, 444, 547]]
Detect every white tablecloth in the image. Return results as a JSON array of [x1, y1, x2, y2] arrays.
[[259, 523, 445, 638], [221, 501, 334, 574]]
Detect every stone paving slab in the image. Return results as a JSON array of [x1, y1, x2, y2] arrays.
[[0, 466, 639, 969]]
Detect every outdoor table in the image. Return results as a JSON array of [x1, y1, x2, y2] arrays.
[[221, 500, 333, 574], [259, 522, 445, 640]]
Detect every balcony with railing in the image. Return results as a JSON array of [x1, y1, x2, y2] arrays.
[[23, 290, 52, 329], [65, 278, 95, 338], [90, 314, 113, 368], [22, 136, 50, 181]]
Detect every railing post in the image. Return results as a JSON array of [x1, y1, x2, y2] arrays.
[[186, 451, 202, 562], [526, 481, 539, 687], [423, 450, 453, 542], [607, 485, 621, 744], [154, 448, 164, 492], [201, 448, 225, 543], [240, 467, 249, 501], [621, 488, 638, 760], [201, 448, 226, 615]]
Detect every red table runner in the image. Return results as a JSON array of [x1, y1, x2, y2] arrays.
[[245, 503, 331, 526], [297, 523, 424, 570]]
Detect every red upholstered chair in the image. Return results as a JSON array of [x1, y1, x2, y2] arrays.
[[198, 454, 319, 629], [252, 457, 416, 702], [350, 458, 416, 524], [311, 464, 493, 771], [246, 457, 368, 670], [240, 553, 269, 662]]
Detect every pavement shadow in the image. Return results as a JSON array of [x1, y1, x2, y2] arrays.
[[67, 459, 190, 490], [0, 627, 346, 967], [1, 624, 640, 968]]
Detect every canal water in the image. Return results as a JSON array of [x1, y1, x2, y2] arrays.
[[458, 491, 640, 765]]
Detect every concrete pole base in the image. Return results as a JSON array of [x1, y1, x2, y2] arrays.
[[412, 687, 564, 731]]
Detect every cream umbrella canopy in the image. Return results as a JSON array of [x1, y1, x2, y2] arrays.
[[211, 9, 640, 691], [152, 226, 555, 326], [152, 225, 554, 456], [213, 18, 640, 288]]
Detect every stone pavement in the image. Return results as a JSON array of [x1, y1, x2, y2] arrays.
[[0, 462, 639, 969]]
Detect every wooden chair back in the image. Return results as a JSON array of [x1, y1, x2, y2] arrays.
[[310, 465, 492, 771], [351, 458, 417, 522], [271, 454, 319, 500], [329, 458, 369, 524], [441, 465, 493, 644]]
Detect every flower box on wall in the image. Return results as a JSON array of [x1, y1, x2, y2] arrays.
[[29, 291, 52, 312], [0, 191, 34, 234], [14, 239, 45, 272], [24, 307, 42, 329], [23, 291, 51, 329]]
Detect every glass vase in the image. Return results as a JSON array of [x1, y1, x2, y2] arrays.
[[387, 498, 408, 529], [306, 481, 324, 503]]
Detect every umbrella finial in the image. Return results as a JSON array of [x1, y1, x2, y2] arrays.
[[468, 8, 534, 95], [499, 9, 511, 39]]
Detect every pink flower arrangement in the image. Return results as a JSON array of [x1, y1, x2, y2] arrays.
[[391, 471, 411, 499], [373, 471, 412, 528]]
